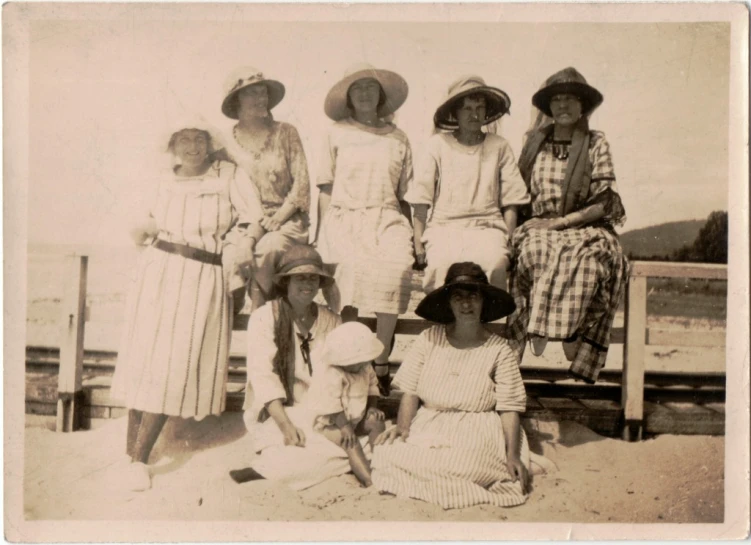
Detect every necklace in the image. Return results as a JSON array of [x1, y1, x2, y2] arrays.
[[548, 134, 571, 160], [234, 124, 273, 161]]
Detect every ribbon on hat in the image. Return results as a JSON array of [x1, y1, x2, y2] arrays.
[[230, 72, 265, 93]]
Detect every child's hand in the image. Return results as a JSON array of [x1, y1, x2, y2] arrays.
[[366, 407, 385, 421], [339, 424, 357, 450]]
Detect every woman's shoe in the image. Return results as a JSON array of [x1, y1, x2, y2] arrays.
[[229, 467, 265, 484], [373, 362, 392, 397], [125, 461, 151, 492], [528, 334, 548, 357], [562, 337, 581, 362]]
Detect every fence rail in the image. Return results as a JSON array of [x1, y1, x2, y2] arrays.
[[41, 255, 726, 439]]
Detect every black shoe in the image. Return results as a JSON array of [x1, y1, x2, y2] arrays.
[[229, 467, 265, 484], [373, 362, 392, 397]]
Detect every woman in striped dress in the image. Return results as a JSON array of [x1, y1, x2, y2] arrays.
[[507, 67, 628, 383], [111, 120, 260, 491], [371, 262, 530, 509], [316, 63, 415, 396]]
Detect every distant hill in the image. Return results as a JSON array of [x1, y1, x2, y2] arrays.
[[620, 220, 705, 259]]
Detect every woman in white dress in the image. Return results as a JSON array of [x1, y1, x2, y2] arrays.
[[372, 262, 530, 509], [316, 63, 415, 395], [111, 119, 260, 491], [407, 75, 530, 292]]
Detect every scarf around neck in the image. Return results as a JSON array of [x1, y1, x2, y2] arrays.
[[518, 116, 593, 217]]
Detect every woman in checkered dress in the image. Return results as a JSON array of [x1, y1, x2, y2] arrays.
[[506, 67, 628, 384]]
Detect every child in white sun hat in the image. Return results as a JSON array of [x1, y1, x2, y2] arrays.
[[305, 322, 387, 487]]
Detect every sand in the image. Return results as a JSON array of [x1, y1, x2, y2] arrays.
[[23, 413, 724, 523]]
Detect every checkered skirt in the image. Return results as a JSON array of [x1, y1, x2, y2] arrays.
[[507, 224, 628, 382]]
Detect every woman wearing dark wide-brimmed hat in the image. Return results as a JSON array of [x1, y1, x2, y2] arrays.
[[220, 67, 312, 311], [406, 75, 530, 294], [507, 67, 628, 384], [315, 63, 415, 396], [370, 262, 531, 509]]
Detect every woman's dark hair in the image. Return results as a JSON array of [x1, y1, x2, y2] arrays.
[[166, 129, 215, 155], [346, 82, 388, 112], [449, 92, 488, 121], [271, 297, 295, 403]]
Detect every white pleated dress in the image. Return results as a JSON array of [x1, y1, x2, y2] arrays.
[[111, 160, 245, 419], [371, 326, 530, 509]]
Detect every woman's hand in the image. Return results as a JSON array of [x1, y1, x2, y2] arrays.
[[375, 425, 409, 445], [365, 407, 385, 422], [339, 424, 358, 450], [523, 218, 562, 231], [260, 214, 283, 232], [506, 455, 530, 494], [280, 422, 306, 447]]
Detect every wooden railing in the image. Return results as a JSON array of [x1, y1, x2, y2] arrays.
[[49, 255, 726, 440]]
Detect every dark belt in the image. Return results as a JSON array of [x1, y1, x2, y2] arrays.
[[153, 238, 222, 266]]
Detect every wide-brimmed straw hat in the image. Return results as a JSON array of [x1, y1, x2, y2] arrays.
[[324, 63, 409, 121], [322, 322, 385, 368], [415, 262, 516, 324], [532, 67, 603, 117], [273, 244, 334, 288], [221, 66, 286, 120], [164, 115, 224, 158], [434, 75, 511, 130]]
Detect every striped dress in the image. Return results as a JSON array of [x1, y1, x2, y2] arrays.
[[111, 160, 241, 419], [316, 118, 414, 314], [507, 131, 628, 383], [371, 326, 530, 509]]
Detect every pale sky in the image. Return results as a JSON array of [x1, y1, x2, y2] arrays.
[[26, 12, 730, 247]]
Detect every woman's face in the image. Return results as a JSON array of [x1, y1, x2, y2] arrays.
[[549, 93, 583, 128], [237, 83, 269, 117], [286, 273, 321, 305], [173, 129, 209, 167], [348, 78, 382, 116], [449, 288, 483, 324], [455, 96, 487, 134]]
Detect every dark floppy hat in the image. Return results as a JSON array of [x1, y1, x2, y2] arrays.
[[415, 262, 516, 324], [532, 67, 603, 117], [273, 244, 334, 288], [434, 75, 511, 131]]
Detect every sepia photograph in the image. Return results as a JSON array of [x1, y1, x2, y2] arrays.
[[3, 2, 749, 541]]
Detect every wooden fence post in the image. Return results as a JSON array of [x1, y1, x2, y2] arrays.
[[621, 273, 647, 441], [56, 254, 88, 432]]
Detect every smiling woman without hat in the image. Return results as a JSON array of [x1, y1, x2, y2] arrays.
[[506, 67, 628, 384], [370, 262, 532, 509]]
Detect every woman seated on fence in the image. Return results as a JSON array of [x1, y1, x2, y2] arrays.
[[407, 75, 530, 292], [111, 117, 259, 491], [230, 245, 384, 490], [506, 67, 628, 384], [371, 262, 531, 509]]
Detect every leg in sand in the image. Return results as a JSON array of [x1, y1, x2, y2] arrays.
[[126, 411, 168, 492], [125, 409, 143, 459], [320, 426, 373, 487]]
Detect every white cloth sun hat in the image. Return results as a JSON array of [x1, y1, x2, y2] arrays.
[[321, 322, 385, 368]]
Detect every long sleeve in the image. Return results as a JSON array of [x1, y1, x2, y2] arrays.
[[404, 137, 439, 207], [244, 305, 286, 414], [494, 342, 527, 412], [396, 138, 414, 200], [498, 140, 531, 208], [282, 124, 311, 213]]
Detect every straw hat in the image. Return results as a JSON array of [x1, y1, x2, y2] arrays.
[[322, 322, 385, 368], [324, 63, 408, 121], [433, 75, 511, 130], [415, 262, 516, 324], [273, 244, 334, 288], [164, 115, 224, 158], [532, 67, 603, 117], [221, 66, 286, 120]]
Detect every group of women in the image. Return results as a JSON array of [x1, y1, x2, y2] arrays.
[[110, 63, 627, 508]]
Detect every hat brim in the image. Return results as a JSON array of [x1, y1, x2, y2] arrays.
[[327, 337, 385, 368], [434, 86, 511, 130], [415, 281, 516, 324], [273, 264, 335, 288], [221, 80, 286, 120], [324, 68, 408, 122], [532, 81, 603, 117]]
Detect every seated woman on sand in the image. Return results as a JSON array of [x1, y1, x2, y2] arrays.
[[407, 75, 530, 292], [371, 262, 531, 509], [230, 245, 382, 490]]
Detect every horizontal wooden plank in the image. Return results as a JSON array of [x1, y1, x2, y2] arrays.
[[630, 261, 727, 280], [644, 401, 725, 435], [646, 328, 725, 347]]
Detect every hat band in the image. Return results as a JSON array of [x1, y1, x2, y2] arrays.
[[450, 274, 486, 285], [278, 257, 325, 275], [230, 73, 265, 93]]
